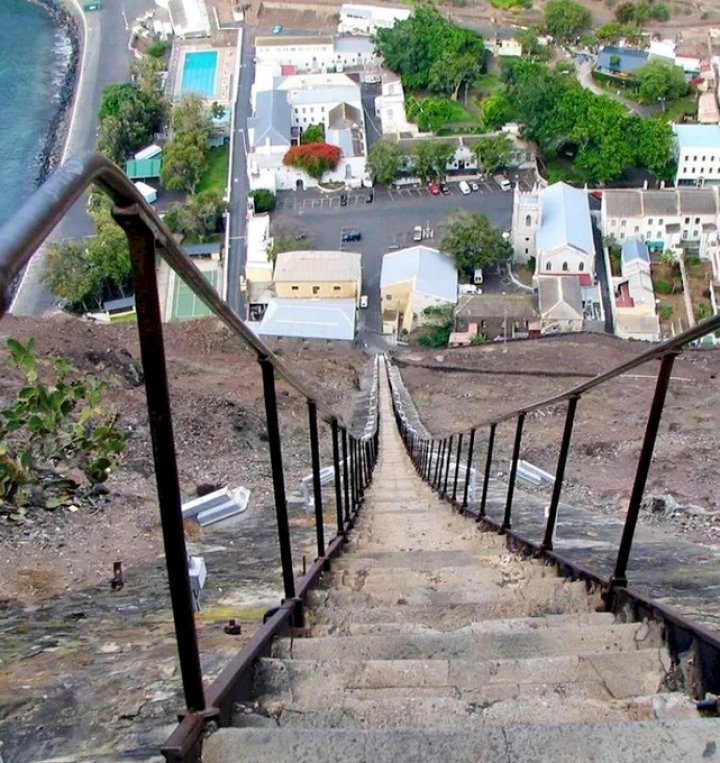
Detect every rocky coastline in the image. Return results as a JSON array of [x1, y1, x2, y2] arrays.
[[27, 0, 81, 186]]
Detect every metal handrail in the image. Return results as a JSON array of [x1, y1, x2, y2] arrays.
[[421, 313, 720, 438], [0, 151, 347, 427]]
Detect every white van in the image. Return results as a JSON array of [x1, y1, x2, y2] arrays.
[[473, 267, 483, 285], [458, 180, 471, 195], [494, 175, 511, 192]]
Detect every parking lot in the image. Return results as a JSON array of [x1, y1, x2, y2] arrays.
[[271, 177, 529, 338]]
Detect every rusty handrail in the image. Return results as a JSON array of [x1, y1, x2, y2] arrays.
[[0, 151, 347, 427]]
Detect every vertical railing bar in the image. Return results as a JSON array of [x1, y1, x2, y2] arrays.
[[463, 428, 476, 511], [341, 428, 351, 525], [610, 353, 677, 589], [542, 396, 579, 551], [502, 413, 526, 532], [331, 418, 344, 538], [478, 423, 496, 519], [442, 435, 454, 499], [113, 207, 205, 713], [452, 432, 464, 506], [349, 438, 357, 511], [434, 439, 445, 488], [307, 401, 326, 560]]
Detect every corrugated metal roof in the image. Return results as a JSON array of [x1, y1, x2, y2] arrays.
[[248, 90, 291, 148], [256, 35, 333, 47], [274, 250, 362, 282], [334, 36, 375, 53], [381, 245, 458, 302], [604, 188, 718, 217], [536, 182, 594, 255], [596, 46, 648, 74], [258, 298, 356, 340], [621, 238, 650, 265], [674, 124, 720, 148], [125, 157, 163, 179], [537, 276, 583, 319], [288, 86, 361, 105]]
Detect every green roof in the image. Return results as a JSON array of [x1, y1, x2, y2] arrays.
[[125, 157, 163, 179]]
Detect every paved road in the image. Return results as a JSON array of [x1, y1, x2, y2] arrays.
[[575, 59, 656, 118], [272, 184, 517, 335], [225, 25, 256, 317], [11, 0, 153, 316]]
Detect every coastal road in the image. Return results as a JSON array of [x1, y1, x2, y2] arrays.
[[11, 0, 153, 316], [226, 25, 255, 318]]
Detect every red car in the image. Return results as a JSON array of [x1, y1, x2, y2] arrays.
[[427, 181, 440, 195], [590, 190, 603, 199]]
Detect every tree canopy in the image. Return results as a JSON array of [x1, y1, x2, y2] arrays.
[[301, 123, 325, 144], [374, 6, 485, 98], [500, 59, 674, 182], [441, 210, 512, 275], [164, 190, 228, 242], [97, 83, 163, 164], [161, 95, 214, 193], [543, 0, 591, 41], [366, 140, 402, 185], [43, 199, 132, 312], [473, 134, 514, 172], [249, 188, 277, 213], [635, 60, 688, 103], [410, 140, 455, 181], [283, 143, 341, 180]]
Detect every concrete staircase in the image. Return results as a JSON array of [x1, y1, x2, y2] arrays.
[[204, 375, 720, 762]]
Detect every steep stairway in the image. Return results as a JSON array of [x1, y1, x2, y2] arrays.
[[204, 373, 720, 762]]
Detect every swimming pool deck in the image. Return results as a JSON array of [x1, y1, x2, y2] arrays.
[[167, 40, 236, 104]]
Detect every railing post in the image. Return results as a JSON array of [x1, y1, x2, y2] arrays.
[[542, 396, 579, 551], [349, 437, 357, 510], [257, 357, 299, 608], [463, 428, 475, 512], [434, 439, 445, 488], [307, 400, 326, 560], [442, 435, 454, 499], [502, 413, 525, 532], [610, 354, 677, 591], [113, 206, 205, 713], [341, 428, 351, 526], [356, 438, 365, 501], [478, 424, 495, 519], [426, 441, 434, 482], [331, 418, 345, 538], [452, 433, 464, 507]]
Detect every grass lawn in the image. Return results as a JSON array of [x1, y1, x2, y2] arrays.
[[543, 157, 588, 185], [472, 73, 502, 96], [653, 97, 697, 123], [197, 144, 229, 195]]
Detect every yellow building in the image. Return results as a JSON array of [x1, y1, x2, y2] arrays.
[[273, 250, 362, 300]]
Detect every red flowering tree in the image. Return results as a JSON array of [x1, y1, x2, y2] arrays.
[[283, 142, 342, 180]]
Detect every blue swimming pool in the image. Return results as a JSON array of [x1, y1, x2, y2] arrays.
[[180, 50, 218, 98]]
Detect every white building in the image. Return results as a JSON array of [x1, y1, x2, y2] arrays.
[[673, 124, 720, 186], [613, 239, 660, 342], [600, 188, 719, 273], [254, 35, 378, 73], [511, 182, 595, 279], [247, 73, 367, 191], [155, 0, 210, 37], [374, 74, 414, 136], [337, 3, 410, 36]]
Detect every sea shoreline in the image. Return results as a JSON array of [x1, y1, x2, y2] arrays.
[[26, 0, 81, 187]]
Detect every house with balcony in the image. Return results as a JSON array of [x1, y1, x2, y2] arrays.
[[337, 3, 410, 36], [254, 35, 378, 73], [673, 124, 720, 186]]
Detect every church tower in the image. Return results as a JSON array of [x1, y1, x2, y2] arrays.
[[511, 182, 541, 264]]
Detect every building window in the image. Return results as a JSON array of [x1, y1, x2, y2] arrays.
[[685, 217, 690, 224], [695, 217, 700, 224], [693, 230, 699, 238], [562, 262, 568, 271], [656, 231, 661, 239], [385, 294, 392, 300], [333, 285, 341, 291], [621, 220, 626, 227], [682, 230, 688, 240], [546, 262, 551, 271], [481, 320, 487, 328], [291, 286, 299, 291], [313, 286, 320, 294], [658, 219, 663, 225], [634, 226, 639, 233], [611, 220, 617, 227], [646, 231, 651, 240], [525, 214, 531, 226], [648, 218, 653, 225], [525, 248, 529, 254], [525, 236, 530, 242], [579, 262, 584, 271]]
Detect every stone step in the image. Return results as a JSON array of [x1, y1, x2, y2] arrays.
[[307, 576, 598, 609], [203, 721, 720, 763], [308, 581, 602, 626], [235, 690, 696, 730], [311, 610, 616, 636], [323, 563, 556, 593], [255, 647, 669, 702], [330, 549, 525, 570], [273, 622, 662, 661]]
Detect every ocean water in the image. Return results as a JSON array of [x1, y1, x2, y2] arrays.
[[0, 1, 71, 227]]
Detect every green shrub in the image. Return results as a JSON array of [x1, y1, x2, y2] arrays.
[[653, 278, 673, 294], [685, 254, 702, 267], [695, 301, 712, 321], [657, 303, 673, 321], [147, 40, 171, 58], [250, 188, 277, 213]]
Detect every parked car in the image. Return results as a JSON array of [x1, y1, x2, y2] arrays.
[[340, 191, 348, 206], [469, 181, 479, 192], [591, 190, 603, 199], [439, 182, 450, 194], [458, 181, 471, 195], [359, 295, 369, 308], [272, 24, 283, 33], [341, 229, 362, 242], [364, 74, 381, 84], [427, 181, 440, 195], [412, 225, 423, 242], [365, 190, 374, 203]]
